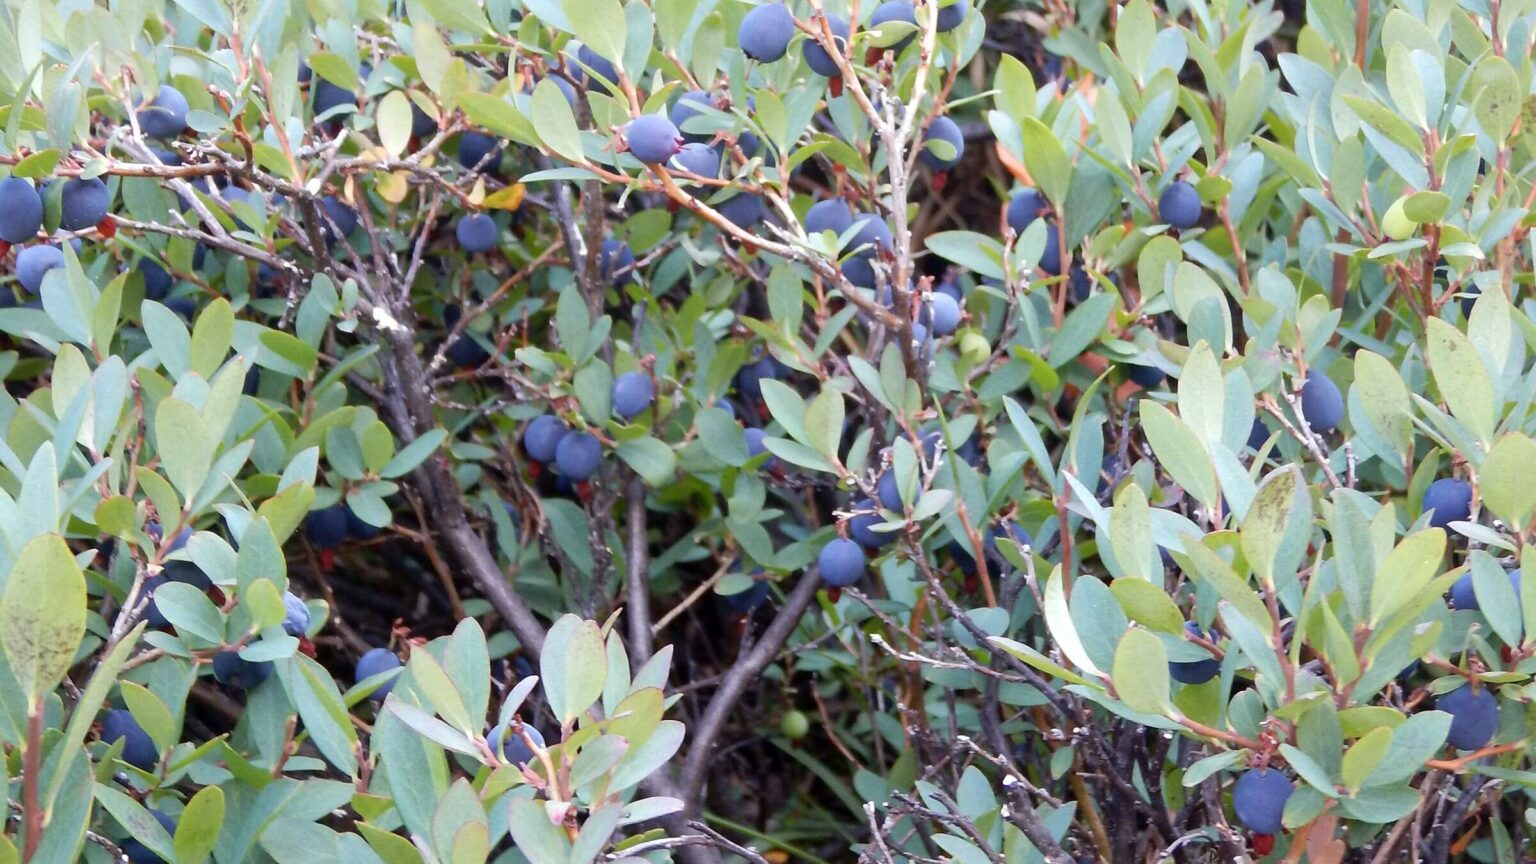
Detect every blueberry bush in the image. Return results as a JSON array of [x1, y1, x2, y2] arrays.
[[2, 0, 1536, 861]]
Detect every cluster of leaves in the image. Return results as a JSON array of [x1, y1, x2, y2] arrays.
[[2, 0, 1536, 861]]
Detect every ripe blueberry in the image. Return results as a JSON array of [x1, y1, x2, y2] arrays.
[[455, 213, 498, 253], [457, 131, 502, 172], [848, 498, 894, 548], [1127, 362, 1166, 388], [875, 470, 904, 510], [1299, 371, 1344, 433], [1231, 768, 1293, 835], [984, 520, 1031, 565], [355, 647, 402, 700], [443, 303, 491, 368], [346, 504, 383, 540], [1438, 682, 1499, 750], [935, 0, 969, 31], [805, 198, 854, 236], [0, 177, 43, 244], [719, 192, 764, 228], [919, 116, 964, 171], [1247, 418, 1270, 451], [137, 258, 172, 299], [802, 17, 850, 77], [1422, 478, 1472, 528], [59, 177, 109, 231], [101, 708, 158, 770], [626, 115, 684, 164], [1006, 188, 1045, 233], [1159, 180, 1202, 229], [612, 371, 655, 419], [489, 722, 546, 765], [1169, 621, 1221, 685], [305, 504, 349, 550], [320, 196, 358, 243], [212, 649, 274, 689], [744, 427, 778, 471], [927, 292, 961, 335], [669, 90, 718, 142], [1039, 223, 1063, 275], [138, 85, 189, 139], [410, 100, 437, 138], [841, 255, 876, 289], [848, 213, 892, 257], [819, 537, 867, 587], [869, 1, 918, 51], [599, 237, 636, 286], [1449, 568, 1521, 612], [282, 591, 311, 637], [724, 577, 771, 612], [734, 356, 782, 401], [575, 46, 618, 93], [555, 431, 602, 481], [15, 244, 64, 293], [740, 3, 796, 61], [524, 415, 570, 463], [671, 142, 722, 178], [313, 77, 357, 118]]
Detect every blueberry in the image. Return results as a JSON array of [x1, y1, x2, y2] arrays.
[[718, 192, 764, 228], [1006, 188, 1046, 234], [841, 255, 877, 289], [984, 520, 1030, 565], [743, 427, 778, 471], [120, 810, 177, 863], [554, 431, 602, 481], [669, 90, 718, 143], [612, 371, 655, 419], [1246, 418, 1270, 451], [313, 76, 358, 118], [304, 504, 349, 550], [575, 45, 618, 93], [1438, 682, 1499, 750], [355, 647, 402, 700], [137, 258, 172, 299], [445, 329, 491, 368], [818, 537, 867, 587], [1159, 180, 1202, 229], [1231, 768, 1293, 835], [59, 177, 109, 231], [488, 722, 546, 765], [1422, 478, 1472, 528], [138, 85, 190, 139], [101, 708, 159, 770], [141, 575, 173, 628], [627, 115, 684, 164], [936, 279, 962, 302], [15, 244, 65, 293], [1299, 371, 1343, 433], [671, 142, 722, 178], [919, 116, 964, 171], [740, 3, 796, 61], [802, 17, 850, 77], [734, 356, 781, 401], [410, 100, 437, 138], [1127, 363, 1166, 388], [282, 591, 311, 637], [599, 237, 636, 286], [524, 415, 570, 464], [148, 147, 182, 166], [927, 292, 961, 335], [457, 131, 502, 172], [715, 398, 738, 419], [848, 498, 894, 548], [1449, 568, 1521, 612], [875, 470, 904, 510], [869, 1, 918, 51], [320, 196, 358, 243], [1039, 223, 1062, 275], [1169, 621, 1221, 685], [848, 213, 892, 257], [212, 650, 274, 690], [935, 0, 969, 30], [805, 198, 854, 236], [0, 177, 43, 244], [455, 213, 498, 253]]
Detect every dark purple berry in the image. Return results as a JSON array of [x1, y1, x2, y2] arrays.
[[819, 537, 866, 587], [575, 46, 618, 93], [719, 192, 764, 228], [875, 470, 904, 510], [101, 709, 158, 770], [1438, 682, 1499, 750], [554, 431, 602, 481], [59, 177, 109, 231], [802, 17, 850, 77], [1169, 621, 1221, 685], [1422, 478, 1472, 528], [848, 213, 892, 257], [489, 722, 546, 765], [15, 244, 64, 293], [1159, 180, 1202, 229], [805, 198, 854, 236], [137, 258, 172, 299], [282, 591, 311, 637], [524, 415, 570, 463], [138, 85, 189, 139], [455, 213, 498, 253], [120, 810, 177, 863], [669, 90, 718, 142], [919, 116, 964, 171], [599, 237, 636, 286], [671, 142, 722, 178], [457, 132, 502, 172], [740, 3, 796, 61], [304, 504, 349, 550], [1231, 768, 1293, 835], [212, 650, 274, 689], [612, 371, 655, 419], [1006, 188, 1045, 233], [935, 0, 969, 30], [927, 292, 961, 335], [1127, 363, 1165, 388], [1300, 371, 1343, 433], [627, 115, 684, 164], [355, 647, 402, 700], [869, 0, 918, 51], [848, 499, 893, 548], [0, 177, 43, 243]]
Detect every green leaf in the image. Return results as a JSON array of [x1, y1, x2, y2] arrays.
[[156, 397, 215, 500], [1108, 483, 1155, 582], [1352, 350, 1412, 457], [617, 436, 677, 486], [566, 0, 626, 64], [408, 649, 474, 734], [506, 798, 570, 864], [96, 784, 175, 863], [1471, 54, 1520, 143], [1481, 434, 1536, 529], [121, 680, 178, 754], [759, 379, 807, 443], [1425, 318, 1494, 444], [190, 299, 234, 380], [924, 231, 1006, 280], [1111, 628, 1169, 715], [573, 362, 613, 423], [1340, 726, 1392, 795], [377, 91, 414, 159], [1020, 117, 1071, 205], [1363, 710, 1449, 787], [0, 535, 86, 703], [382, 429, 447, 478], [1109, 578, 1183, 634], [151, 582, 224, 644], [1042, 566, 1103, 677], [422, 0, 493, 34], [175, 785, 225, 864], [1241, 465, 1310, 588], [1368, 528, 1446, 626], [532, 79, 584, 163], [804, 386, 845, 461], [1140, 401, 1217, 509], [1471, 550, 1522, 645]]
